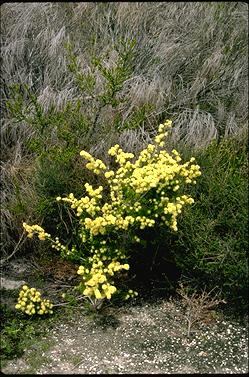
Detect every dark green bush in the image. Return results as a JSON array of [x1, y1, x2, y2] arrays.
[[170, 133, 248, 311]]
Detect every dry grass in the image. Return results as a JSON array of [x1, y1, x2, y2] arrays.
[[1, 3, 247, 135], [0, 2, 248, 255]]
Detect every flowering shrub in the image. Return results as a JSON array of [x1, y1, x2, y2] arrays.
[[22, 120, 201, 309], [15, 285, 53, 315]]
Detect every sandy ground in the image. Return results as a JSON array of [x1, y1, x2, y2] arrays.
[[1, 298, 248, 375]]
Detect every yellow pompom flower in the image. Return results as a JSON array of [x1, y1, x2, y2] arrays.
[[16, 285, 53, 316], [22, 119, 201, 307]]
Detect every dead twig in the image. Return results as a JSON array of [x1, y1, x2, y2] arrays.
[[177, 283, 226, 337], [0, 231, 25, 267]]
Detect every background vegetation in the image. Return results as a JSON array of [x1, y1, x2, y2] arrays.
[[0, 2, 248, 312]]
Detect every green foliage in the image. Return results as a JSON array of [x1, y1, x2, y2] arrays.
[[91, 38, 136, 107], [0, 304, 41, 361], [35, 147, 78, 196], [170, 134, 248, 311], [65, 42, 96, 94], [65, 38, 154, 133], [121, 103, 155, 131], [22, 120, 201, 308], [8, 177, 28, 216], [5, 39, 155, 245], [7, 83, 49, 133], [4, 4, 247, 315], [7, 85, 89, 149]]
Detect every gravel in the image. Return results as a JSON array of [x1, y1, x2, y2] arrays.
[[2, 299, 248, 374]]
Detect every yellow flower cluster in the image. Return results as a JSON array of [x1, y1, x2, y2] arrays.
[[108, 144, 135, 165], [79, 150, 107, 174], [15, 285, 53, 315], [56, 184, 103, 217], [22, 221, 72, 262], [22, 222, 68, 255], [64, 119, 201, 235], [22, 223, 50, 241], [22, 119, 201, 306], [154, 120, 172, 147], [77, 260, 129, 300]]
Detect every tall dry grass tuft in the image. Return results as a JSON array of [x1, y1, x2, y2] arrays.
[[1, 2, 248, 257]]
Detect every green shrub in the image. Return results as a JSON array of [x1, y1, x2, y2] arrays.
[[0, 301, 56, 363], [22, 120, 201, 309], [2, 2, 248, 259], [171, 134, 248, 311]]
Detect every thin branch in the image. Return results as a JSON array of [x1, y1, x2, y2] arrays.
[[0, 231, 25, 266]]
